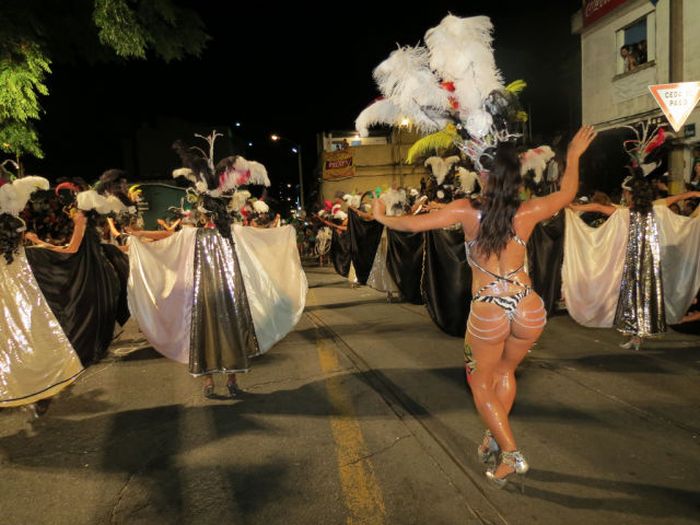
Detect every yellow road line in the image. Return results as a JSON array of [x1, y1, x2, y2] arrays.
[[317, 336, 386, 525]]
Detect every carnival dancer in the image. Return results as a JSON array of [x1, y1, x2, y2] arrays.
[[0, 177, 83, 415], [25, 187, 124, 366], [374, 127, 596, 487], [367, 188, 404, 301], [356, 13, 597, 488], [127, 133, 306, 399], [570, 182, 700, 350], [130, 135, 260, 398], [568, 123, 700, 350]]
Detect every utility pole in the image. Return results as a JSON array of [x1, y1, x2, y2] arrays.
[[669, 0, 685, 193], [297, 145, 305, 210]]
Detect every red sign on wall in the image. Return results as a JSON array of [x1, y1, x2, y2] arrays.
[[583, 0, 628, 27]]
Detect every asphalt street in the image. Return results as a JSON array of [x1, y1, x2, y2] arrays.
[[1, 266, 699, 525]]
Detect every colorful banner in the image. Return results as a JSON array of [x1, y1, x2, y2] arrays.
[[583, 0, 628, 27], [323, 149, 355, 180]]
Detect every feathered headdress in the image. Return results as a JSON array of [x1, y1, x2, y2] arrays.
[[173, 132, 271, 203], [76, 190, 126, 215], [55, 181, 80, 195], [127, 184, 142, 203], [342, 193, 362, 209], [623, 121, 666, 176], [252, 199, 270, 214], [0, 176, 50, 216], [379, 188, 407, 216], [218, 156, 270, 192], [356, 15, 526, 171], [456, 166, 479, 195], [520, 146, 555, 184], [425, 155, 461, 185]]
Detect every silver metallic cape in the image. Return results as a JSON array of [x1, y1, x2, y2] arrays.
[[189, 229, 260, 375], [0, 249, 83, 407], [614, 210, 666, 337], [367, 227, 400, 294]]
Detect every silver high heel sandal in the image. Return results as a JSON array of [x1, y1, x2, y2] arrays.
[[477, 430, 500, 464], [619, 337, 641, 351], [485, 450, 529, 492]]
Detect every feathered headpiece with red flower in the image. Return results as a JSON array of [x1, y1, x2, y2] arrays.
[[623, 121, 666, 176]]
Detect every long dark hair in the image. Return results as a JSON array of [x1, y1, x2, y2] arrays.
[[475, 143, 522, 258], [201, 194, 232, 240], [630, 175, 654, 214], [0, 213, 24, 264]]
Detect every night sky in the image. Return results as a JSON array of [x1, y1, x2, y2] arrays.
[[29, 0, 582, 199]]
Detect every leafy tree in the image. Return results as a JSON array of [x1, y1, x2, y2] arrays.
[[0, 0, 209, 173]]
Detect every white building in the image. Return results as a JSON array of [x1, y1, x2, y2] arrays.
[[573, 0, 700, 189]]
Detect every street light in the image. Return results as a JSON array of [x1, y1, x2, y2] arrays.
[[271, 133, 304, 210]]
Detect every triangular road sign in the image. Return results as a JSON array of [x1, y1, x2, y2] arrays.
[[649, 82, 700, 132]]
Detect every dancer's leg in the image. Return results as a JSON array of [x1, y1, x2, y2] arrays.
[[494, 294, 546, 414], [202, 374, 215, 398], [466, 303, 514, 451]]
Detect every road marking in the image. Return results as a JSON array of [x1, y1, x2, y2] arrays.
[[316, 335, 386, 525]]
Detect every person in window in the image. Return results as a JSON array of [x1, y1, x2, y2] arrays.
[[620, 45, 637, 72], [636, 40, 647, 65]]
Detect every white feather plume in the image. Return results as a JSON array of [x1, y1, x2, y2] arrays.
[[0, 176, 50, 216], [520, 146, 555, 183], [373, 45, 449, 129], [456, 166, 479, 194], [172, 167, 197, 183], [342, 193, 362, 208], [77, 190, 126, 215], [247, 161, 270, 187], [355, 99, 403, 137], [380, 188, 407, 216], [219, 157, 270, 192], [252, 200, 270, 214], [229, 190, 251, 211], [424, 155, 461, 185], [333, 210, 348, 221], [425, 15, 503, 122]]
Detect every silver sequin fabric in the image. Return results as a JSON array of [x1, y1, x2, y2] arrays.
[[189, 228, 260, 375], [614, 210, 666, 337]]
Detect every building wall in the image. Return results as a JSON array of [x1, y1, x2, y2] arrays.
[[319, 131, 426, 202], [581, 0, 668, 129], [579, 0, 700, 186]]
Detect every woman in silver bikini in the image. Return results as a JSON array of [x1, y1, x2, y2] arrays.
[[373, 126, 596, 489]]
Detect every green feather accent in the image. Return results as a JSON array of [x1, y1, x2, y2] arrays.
[[506, 79, 527, 95], [406, 125, 458, 164], [516, 110, 528, 122]]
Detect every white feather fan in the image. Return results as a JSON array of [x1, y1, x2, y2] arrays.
[[424, 155, 461, 185], [380, 188, 407, 216], [424, 15, 503, 123], [76, 190, 126, 215], [0, 176, 50, 216], [520, 146, 555, 183]]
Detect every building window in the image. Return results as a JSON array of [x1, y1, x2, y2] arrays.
[[616, 12, 655, 74]]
